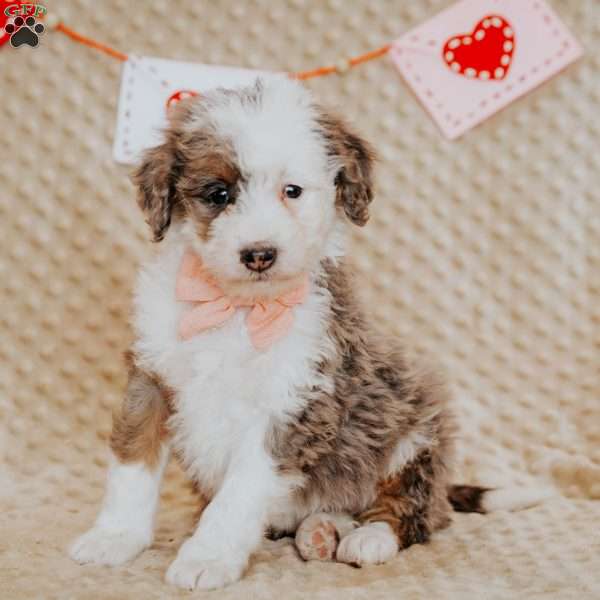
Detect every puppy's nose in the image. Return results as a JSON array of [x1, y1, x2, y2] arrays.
[[240, 246, 278, 272]]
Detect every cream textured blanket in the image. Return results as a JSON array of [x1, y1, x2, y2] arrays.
[[1, 1, 599, 598]]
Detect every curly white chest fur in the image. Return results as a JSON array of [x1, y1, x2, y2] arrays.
[[131, 238, 334, 494]]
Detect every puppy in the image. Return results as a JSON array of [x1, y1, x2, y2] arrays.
[[69, 76, 539, 590]]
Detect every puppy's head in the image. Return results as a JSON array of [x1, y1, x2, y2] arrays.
[[133, 76, 375, 298]]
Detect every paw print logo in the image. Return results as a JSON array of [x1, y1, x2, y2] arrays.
[[5, 15, 45, 48]]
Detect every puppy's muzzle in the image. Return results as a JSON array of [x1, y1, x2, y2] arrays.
[[240, 245, 278, 273]]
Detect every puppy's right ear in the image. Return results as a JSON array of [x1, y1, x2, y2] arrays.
[[132, 141, 180, 242], [131, 99, 196, 242]]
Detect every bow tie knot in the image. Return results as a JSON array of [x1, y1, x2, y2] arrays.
[[176, 250, 309, 350]]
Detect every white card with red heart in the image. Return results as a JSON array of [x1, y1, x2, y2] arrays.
[[113, 56, 270, 164], [389, 0, 583, 139]]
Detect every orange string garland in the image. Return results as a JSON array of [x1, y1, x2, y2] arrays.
[[56, 23, 128, 62], [54, 22, 391, 80]]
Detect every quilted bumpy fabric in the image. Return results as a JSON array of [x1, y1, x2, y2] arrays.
[[1, 1, 598, 598]]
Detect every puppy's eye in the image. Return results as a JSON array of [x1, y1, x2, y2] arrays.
[[283, 184, 303, 199], [207, 187, 230, 206]]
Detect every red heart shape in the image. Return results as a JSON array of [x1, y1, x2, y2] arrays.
[[442, 15, 515, 81], [166, 90, 199, 111]]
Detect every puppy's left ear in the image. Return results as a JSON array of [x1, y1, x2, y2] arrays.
[[317, 111, 376, 226]]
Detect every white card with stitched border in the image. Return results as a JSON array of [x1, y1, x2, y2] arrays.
[[113, 56, 271, 165]]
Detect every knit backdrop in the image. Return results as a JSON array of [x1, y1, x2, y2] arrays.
[[1, 1, 599, 598]]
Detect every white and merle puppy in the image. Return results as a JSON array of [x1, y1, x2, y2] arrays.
[[69, 76, 541, 590]]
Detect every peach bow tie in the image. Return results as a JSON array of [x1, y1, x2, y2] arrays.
[[176, 250, 309, 351]]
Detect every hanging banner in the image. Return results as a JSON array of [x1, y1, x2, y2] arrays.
[[106, 0, 584, 162], [390, 0, 583, 139], [113, 56, 271, 164]]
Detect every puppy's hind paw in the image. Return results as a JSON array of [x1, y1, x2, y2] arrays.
[[69, 527, 150, 566], [296, 513, 342, 561], [336, 522, 398, 566]]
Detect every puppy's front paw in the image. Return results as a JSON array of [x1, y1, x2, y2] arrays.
[[165, 555, 244, 590], [69, 527, 150, 566], [336, 522, 398, 566]]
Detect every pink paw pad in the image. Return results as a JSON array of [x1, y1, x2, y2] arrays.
[[295, 517, 339, 562]]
